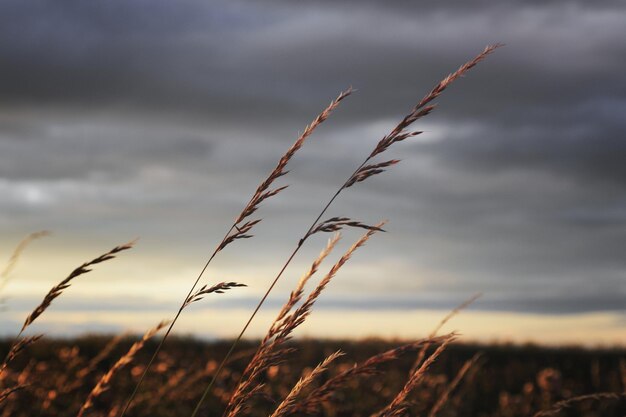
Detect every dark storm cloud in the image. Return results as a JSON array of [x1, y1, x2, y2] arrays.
[[3, 0, 624, 122], [1, 0, 625, 320], [0, 0, 306, 125], [422, 120, 626, 185]]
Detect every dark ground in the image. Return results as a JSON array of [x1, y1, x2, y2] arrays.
[[1, 337, 625, 416]]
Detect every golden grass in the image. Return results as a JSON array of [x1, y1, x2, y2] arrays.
[[427, 352, 482, 417], [2, 43, 619, 417], [119, 87, 352, 417], [270, 350, 344, 417], [77, 321, 168, 417], [0, 231, 50, 294], [193, 46, 503, 415], [223, 227, 382, 417], [1, 241, 134, 383], [377, 337, 455, 417]]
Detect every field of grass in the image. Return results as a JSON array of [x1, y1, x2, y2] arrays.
[[1, 337, 625, 416], [1, 45, 624, 416]]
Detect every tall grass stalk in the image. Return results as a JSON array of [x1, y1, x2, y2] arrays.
[[0, 231, 50, 295], [190, 44, 500, 416], [118, 89, 352, 416], [77, 320, 169, 417], [0, 241, 134, 381], [223, 227, 382, 417]]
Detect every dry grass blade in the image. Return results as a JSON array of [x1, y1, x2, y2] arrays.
[[58, 333, 129, 395], [281, 223, 384, 335], [369, 44, 501, 159], [345, 159, 401, 188], [290, 334, 453, 415], [335, 47, 500, 226], [77, 320, 169, 417], [307, 217, 385, 238], [411, 293, 481, 374], [270, 351, 344, 417], [431, 293, 481, 338], [193, 46, 498, 416], [271, 234, 341, 336], [120, 89, 352, 417], [427, 353, 482, 417], [0, 335, 43, 377], [235, 88, 353, 227], [21, 240, 135, 332], [378, 336, 455, 417], [1, 242, 134, 390], [0, 230, 50, 294], [183, 282, 247, 309], [532, 392, 624, 417], [224, 227, 381, 417], [76, 334, 127, 380], [218, 220, 262, 251], [0, 384, 28, 404]]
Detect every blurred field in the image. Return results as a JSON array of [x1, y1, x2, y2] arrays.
[[1, 337, 625, 417], [1, 43, 624, 417]]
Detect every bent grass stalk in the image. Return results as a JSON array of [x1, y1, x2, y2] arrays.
[[270, 350, 344, 417], [377, 337, 455, 417], [0, 385, 27, 405], [223, 227, 382, 417], [289, 334, 454, 415], [118, 89, 352, 417], [0, 230, 50, 295], [190, 44, 500, 417], [77, 320, 169, 417], [0, 241, 134, 382], [410, 293, 481, 375], [532, 393, 624, 417], [427, 352, 482, 417]]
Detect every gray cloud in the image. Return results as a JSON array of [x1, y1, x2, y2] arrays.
[[0, 0, 625, 328], [3, 1, 624, 120]]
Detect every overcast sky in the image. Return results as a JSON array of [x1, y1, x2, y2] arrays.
[[1, 0, 625, 345]]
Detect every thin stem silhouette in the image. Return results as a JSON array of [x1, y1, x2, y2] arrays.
[[118, 89, 352, 417], [190, 44, 500, 417]]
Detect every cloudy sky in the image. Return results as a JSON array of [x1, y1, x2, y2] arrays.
[[1, 0, 625, 345]]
